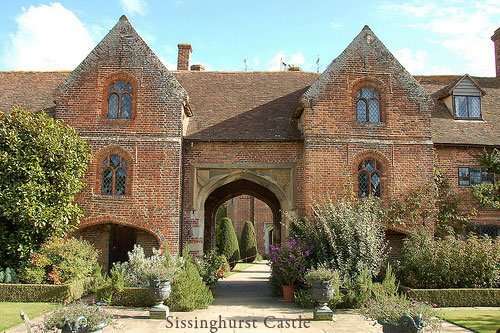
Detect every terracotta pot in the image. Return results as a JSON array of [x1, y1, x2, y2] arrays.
[[282, 284, 294, 302]]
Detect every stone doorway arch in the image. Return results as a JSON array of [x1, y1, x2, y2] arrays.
[[189, 166, 295, 254]]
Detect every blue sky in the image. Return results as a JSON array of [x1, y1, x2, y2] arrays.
[[0, 0, 499, 76]]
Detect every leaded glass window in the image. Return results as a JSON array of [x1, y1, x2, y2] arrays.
[[356, 88, 380, 124], [458, 167, 495, 187], [102, 154, 127, 196], [358, 159, 382, 197], [453, 96, 481, 119], [107, 81, 133, 119]]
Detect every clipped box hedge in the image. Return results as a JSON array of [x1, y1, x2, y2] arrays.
[[403, 287, 500, 307], [111, 287, 155, 307], [0, 279, 86, 303]]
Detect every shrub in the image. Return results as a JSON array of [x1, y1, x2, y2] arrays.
[[0, 267, 18, 283], [216, 217, 240, 269], [398, 231, 500, 288], [194, 250, 229, 289], [341, 267, 373, 308], [360, 292, 439, 331], [472, 183, 500, 209], [44, 303, 112, 332], [240, 221, 258, 263], [0, 108, 90, 268], [19, 238, 99, 284], [269, 239, 309, 286], [305, 266, 339, 284], [404, 288, 500, 307], [293, 288, 314, 308], [0, 279, 86, 303], [290, 198, 387, 280], [112, 244, 183, 288], [166, 251, 213, 311], [91, 266, 125, 304]]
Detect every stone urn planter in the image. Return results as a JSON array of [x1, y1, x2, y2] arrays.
[[60, 316, 108, 333], [311, 280, 334, 320], [380, 314, 427, 333], [149, 279, 171, 319], [282, 284, 294, 303]]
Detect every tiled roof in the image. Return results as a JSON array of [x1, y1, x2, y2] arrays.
[[0, 71, 69, 113], [175, 71, 318, 141], [0, 70, 498, 146], [416, 75, 500, 146]]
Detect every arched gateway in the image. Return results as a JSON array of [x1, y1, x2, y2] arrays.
[[186, 167, 296, 255]]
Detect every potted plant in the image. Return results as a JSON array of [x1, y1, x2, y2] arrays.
[[305, 266, 339, 320], [361, 292, 439, 333], [269, 239, 309, 302], [44, 303, 112, 333]]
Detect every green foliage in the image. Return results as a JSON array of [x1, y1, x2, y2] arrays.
[[290, 198, 387, 280], [166, 251, 213, 311], [19, 238, 99, 284], [405, 288, 500, 307], [216, 217, 240, 268], [44, 303, 112, 331], [0, 108, 90, 267], [113, 245, 183, 287], [91, 266, 125, 304], [194, 250, 229, 289], [398, 230, 500, 288], [110, 287, 155, 307], [360, 292, 439, 330], [0, 279, 86, 303], [341, 267, 373, 308], [293, 288, 315, 309], [239, 221, 258, 263], [479, 148, 500, 174], [214, 204, 227, 247], [0, 267, 18, 283], [472, 183, 500, 209], [433, 169, 474, 237], [305, 266, 339, 284]]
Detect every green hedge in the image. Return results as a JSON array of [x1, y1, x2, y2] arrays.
[[403, 287, 500, 307], [111, 287, 154, 307], [0, 279, 85, 303]]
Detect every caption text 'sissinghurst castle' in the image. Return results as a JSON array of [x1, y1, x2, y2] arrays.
[[1, 16, 499, 269]]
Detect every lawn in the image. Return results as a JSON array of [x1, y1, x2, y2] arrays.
[[0, 302, 59, 332], [438, 308, 500, 333]]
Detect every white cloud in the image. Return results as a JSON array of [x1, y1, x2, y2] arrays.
[[2, 3, 94, 71], [395, 48, 428, 74], [384, 1, 499, 76], [120, 0, 147, 16], [268, 51, 305, 71]]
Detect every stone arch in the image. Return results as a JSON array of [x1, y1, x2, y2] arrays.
[[351, 150, 391, 199], [194, 170, 293, 253], [77, 220, 160, 271]]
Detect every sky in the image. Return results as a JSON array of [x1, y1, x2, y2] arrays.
[[0, 0, 499, 76]]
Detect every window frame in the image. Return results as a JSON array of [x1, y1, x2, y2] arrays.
[[457, 166, 495, 187], [107, 80, 133, 120], [358, 159, 382, 198], [101, 154, 128, 196], [452, 95, 482, 120], [355, 87, 381, 124]]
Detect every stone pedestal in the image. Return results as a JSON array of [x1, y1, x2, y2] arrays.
[[149, 305, 169, 320], [313, 304, 333, 321]]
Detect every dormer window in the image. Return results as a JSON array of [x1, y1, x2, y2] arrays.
[[453, 95, 481, 119]]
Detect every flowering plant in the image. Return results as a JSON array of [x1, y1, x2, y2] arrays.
[[269, 238, 309, 286]]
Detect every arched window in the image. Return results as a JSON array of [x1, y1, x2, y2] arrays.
[[107, 81, 132, 119], [358, 159, 381, 197], [356, 87, 380, 123], [102, 154, 127, 196]]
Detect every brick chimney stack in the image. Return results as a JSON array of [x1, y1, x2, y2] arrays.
[[177, 44, 192, 71], [492, 28, 500, 77]]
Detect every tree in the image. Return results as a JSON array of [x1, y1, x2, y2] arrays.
[[0, 108, 90, 268], [240, 221, 258, 263], [216, 217, 240, 269]]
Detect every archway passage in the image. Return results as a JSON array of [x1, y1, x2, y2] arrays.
[[77, 223, 159, 271], [204, 179, 282, 252]]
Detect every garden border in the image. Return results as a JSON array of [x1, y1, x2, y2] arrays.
[[0, 279, 86, 303], [402, 287, 500, 307]]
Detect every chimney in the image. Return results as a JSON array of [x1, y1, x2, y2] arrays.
[[492, 28, 500, 77], [177, 44, 192, 71], [287, 65, 302, 72], [190, 64, 205, 71]]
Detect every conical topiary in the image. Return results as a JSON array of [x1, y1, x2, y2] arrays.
[[216, 217, 240, 269], [240, 221, 258, 263]]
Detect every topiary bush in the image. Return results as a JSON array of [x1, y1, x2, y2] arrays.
[[216, 217, 240, 269], [398, 230, 500, 289], [239, 221, 258, 263], [19, 238, 99, 284], [166, 250, 213, 311]]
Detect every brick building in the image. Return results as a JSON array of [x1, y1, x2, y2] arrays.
[[0, 16, 498, 269]]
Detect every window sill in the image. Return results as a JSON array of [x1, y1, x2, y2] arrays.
[[92, 194, 130, 200]]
